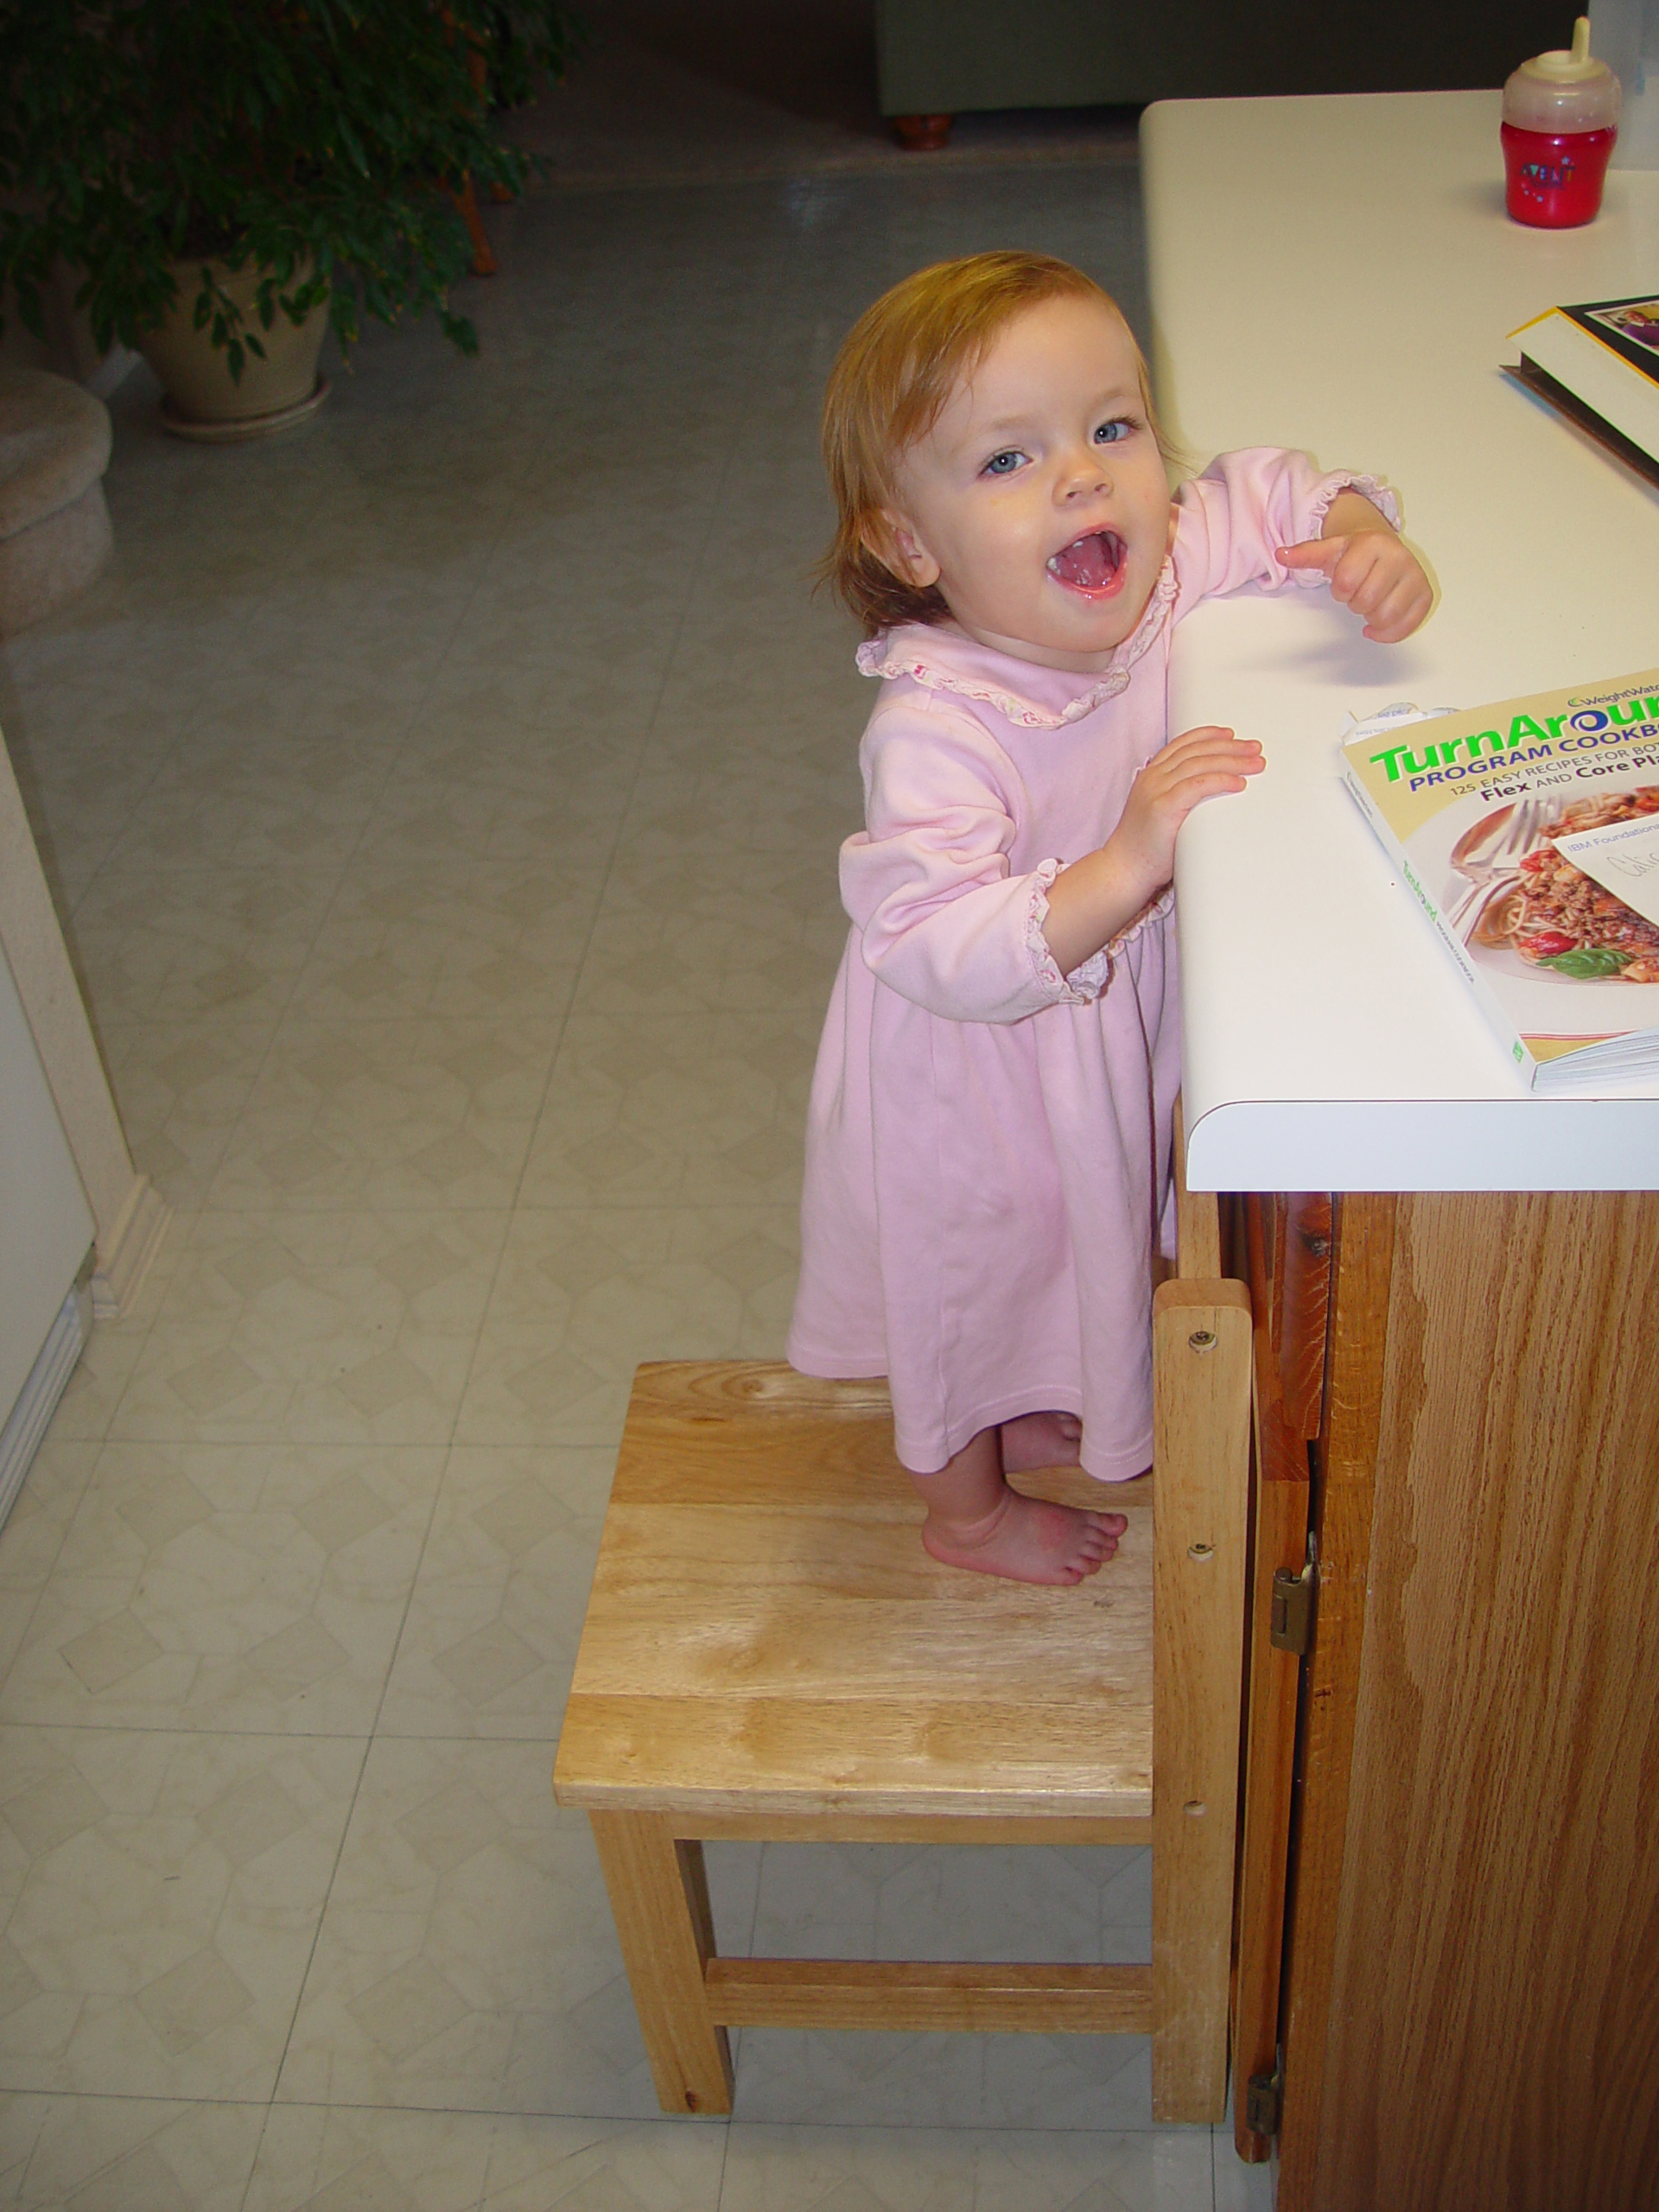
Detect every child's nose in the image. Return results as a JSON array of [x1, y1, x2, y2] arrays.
[[1060, 446, 1110, 495]]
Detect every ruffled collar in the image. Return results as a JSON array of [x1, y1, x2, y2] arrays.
[[855, 559, 1178, 728]]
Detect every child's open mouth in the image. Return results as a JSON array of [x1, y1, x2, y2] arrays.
[[1046, 529, 1127, 599]]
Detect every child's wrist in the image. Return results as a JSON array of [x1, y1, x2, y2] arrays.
[[1321, 487, 1394, 539], [1096, 828, 1168, 917], [1043, 838, 1167, 974]]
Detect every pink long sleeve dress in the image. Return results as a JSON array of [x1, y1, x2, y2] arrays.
[[787, 449, 1397, 1481]]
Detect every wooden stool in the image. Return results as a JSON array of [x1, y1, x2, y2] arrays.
[[554, 1230, 1250, 2120]]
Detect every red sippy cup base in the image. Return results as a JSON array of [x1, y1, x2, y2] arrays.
[[1501, 122, 1616, 226]]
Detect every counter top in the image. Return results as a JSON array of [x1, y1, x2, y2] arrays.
[[1142, 90, 1659, 1190]]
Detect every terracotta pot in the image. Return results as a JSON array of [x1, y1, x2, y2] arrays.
[[137, 258, 329, 436]]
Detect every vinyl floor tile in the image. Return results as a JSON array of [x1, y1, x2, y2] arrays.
[[67, 869, 340, 1027], [110, 1210, 510, 1447], [0, 1726, 363, 2100], [716, 2121, 978, 2212], [0, 1441, 447, 1735], [971, 2124, 1217, 2210], [476, 2113, 728, 2212], [97, 1020, 276, 1214], [720, 2120, 1209, 2209], [570, 849, 845, 1019], [206, 1018, 561, 1213], [375, 1444, 610, 1739], [284, 855, 605, 1027], [868, 1844, 1115, 1967], [37, 1220, 182, 1446], [1215, 2132, 1275, 2212], [0, 1443, 99, 1596], [242, 2102, 498, 2212], [275, 1737, 658, 2116], [518, 1008, 817, 1210], [352, 758, 636, 872], [105, 753, 391, 878], [0, 1446, 100, 1694], [730, 2022, 1161, 2133], [0, 2090, 264, 2211]]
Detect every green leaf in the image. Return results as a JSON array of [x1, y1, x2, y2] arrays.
[[1535, 949, 1631, 979]]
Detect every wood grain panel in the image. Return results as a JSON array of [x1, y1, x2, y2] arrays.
[[557, 1692, 1152, 1820], [1173, 1095, 1223, 1281], [685, 1811, 1154, 1845], [1151, 1279, 1253, 2122], [1306, 1192, 1659, 2212], [705, 1958, 1154, 2033], [1278, 1193, 1332, 1440], [1278, 1191, 1396, 2205]]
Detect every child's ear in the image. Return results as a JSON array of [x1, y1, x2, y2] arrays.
[[862, 509, 941, 590]]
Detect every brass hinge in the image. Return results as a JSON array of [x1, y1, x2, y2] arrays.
[[1269, 1535, 1318, 1656], [1246, 2067, 1283, 2137]]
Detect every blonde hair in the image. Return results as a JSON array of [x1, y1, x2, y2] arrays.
[[819, 251, 1171, 636]]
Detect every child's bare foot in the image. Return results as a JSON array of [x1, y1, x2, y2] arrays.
[[908, 1426, 1125, 1586], [1000, 1409, 1083, 1473], [920, 1488, 1126, 1585]]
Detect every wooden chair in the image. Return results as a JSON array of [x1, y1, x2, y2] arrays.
[[552, 1167, 1251, 2120]]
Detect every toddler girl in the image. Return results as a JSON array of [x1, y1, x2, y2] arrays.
[[785, 251, 1431, 1586]]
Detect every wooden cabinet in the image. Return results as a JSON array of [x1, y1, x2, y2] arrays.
[[1242, 1190, 1659, 2212]]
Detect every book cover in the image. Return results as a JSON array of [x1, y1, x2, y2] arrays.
[[1340, 670, 1659, 1095], [1509, 292, 1659, 476]]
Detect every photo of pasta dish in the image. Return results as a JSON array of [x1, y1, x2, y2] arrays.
[[1473, 786, 1659, 982]]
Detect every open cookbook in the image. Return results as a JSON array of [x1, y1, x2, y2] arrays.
[[1340, 671, 1659, 1094]]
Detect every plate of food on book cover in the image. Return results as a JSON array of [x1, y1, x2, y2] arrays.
[[1418, 775, 1659, 1023]]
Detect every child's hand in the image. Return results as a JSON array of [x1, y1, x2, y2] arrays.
[[1110, 724, 1266, 903], [1043, 726, 1264, 976], [1277, 521, 1433, 643]]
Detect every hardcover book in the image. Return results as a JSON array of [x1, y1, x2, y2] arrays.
[[1507, 293, 1659, 480], [1340, 670, 1659, 1095]]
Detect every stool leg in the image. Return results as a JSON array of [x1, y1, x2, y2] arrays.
[[588, 1810, 734, 2115], [1150, 1283, 1252, 2122]]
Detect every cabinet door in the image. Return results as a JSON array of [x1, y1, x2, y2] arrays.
[[1230, 1192, 1331, 2161], [1278, 1191, 1659, 2212]]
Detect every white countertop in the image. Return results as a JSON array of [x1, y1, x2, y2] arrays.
[[1142, 90, 1659, 1190]]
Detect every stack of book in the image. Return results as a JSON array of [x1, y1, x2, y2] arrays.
[[1508, 291, 1659, 483]]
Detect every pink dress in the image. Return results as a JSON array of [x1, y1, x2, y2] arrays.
[[787, 449, 1396, 1480]]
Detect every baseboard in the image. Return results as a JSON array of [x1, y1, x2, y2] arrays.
[[0, 1284, 88, 1533], [91, 1174, 170, 1320]]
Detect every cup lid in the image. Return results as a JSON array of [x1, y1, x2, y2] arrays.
[[1505, 16, 1621, 127]]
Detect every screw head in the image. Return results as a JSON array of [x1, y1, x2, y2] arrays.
[[1188, 1541, 1214, 1561], [1189, 1328, 1217, 1352]]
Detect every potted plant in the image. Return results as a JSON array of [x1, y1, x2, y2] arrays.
[[0, 0, 583, 437]]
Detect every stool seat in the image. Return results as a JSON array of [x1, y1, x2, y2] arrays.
[[555, 1360, 1153, 1828]]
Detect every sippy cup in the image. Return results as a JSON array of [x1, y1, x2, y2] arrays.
[[1502, 16, 1621, 227]]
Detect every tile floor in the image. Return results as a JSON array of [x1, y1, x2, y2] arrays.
[[0, 143, 1274, 2212]]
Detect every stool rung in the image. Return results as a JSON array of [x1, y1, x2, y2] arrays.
[[704, 1958, 1153, 2035]]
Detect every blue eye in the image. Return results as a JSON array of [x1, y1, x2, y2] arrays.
[[1095, 419, 1132, 445], [982, 450, 1024, 476]]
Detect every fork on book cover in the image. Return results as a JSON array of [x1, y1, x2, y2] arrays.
[[1446, 799, 1547, 932]]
